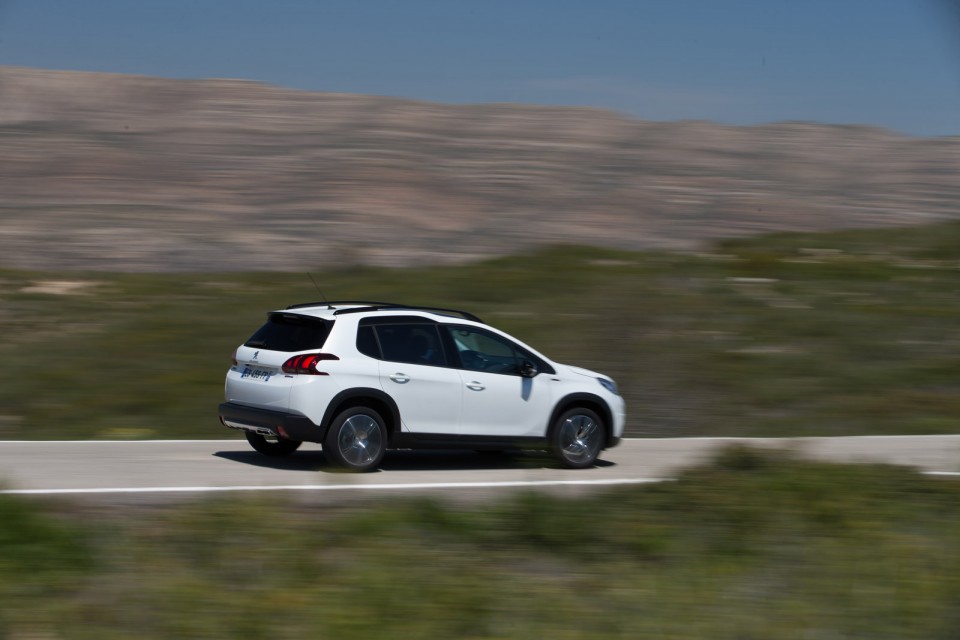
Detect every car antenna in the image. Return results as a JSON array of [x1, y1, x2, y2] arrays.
[[306, 273, 332, 308]]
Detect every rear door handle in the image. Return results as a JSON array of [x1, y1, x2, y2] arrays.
[[466, 381, 485, 391], [389, 373, 410, 384]]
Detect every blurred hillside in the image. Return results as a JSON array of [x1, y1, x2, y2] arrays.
[[1, 66, 958, 272]]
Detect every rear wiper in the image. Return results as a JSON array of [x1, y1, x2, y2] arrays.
[[245, 340, 267, 347]]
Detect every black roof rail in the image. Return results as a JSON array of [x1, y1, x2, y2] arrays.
[[285, 300, 396, 310], [333, 304, 484, 324], [413, 306, 484, 323], [285, 300, 484, 323]]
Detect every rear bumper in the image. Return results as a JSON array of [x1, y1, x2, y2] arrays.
[[218, 402, 326, 443]]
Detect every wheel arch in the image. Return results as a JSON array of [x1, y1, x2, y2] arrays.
[[321, 388, 401, 441], [547, 393, 615, 448]]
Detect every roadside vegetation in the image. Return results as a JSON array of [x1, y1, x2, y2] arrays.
[[1, 221, 959, 439], [1, 446, 958, 639]]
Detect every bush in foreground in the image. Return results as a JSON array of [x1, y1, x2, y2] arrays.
[[1, 447, 958, 638]]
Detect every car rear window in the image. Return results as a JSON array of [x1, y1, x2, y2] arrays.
[[244, 313, 332, 352]]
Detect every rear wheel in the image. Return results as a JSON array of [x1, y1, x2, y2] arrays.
[[244, 431, 302, 456], [324, 406, 387, 472], [552, 407, 605, 468]]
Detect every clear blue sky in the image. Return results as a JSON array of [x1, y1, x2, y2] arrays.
[[2, 0, 959, 136]]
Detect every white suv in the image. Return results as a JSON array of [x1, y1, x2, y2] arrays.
[[219, 302, 625, 471]]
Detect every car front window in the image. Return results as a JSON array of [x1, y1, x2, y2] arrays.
[[446, 326, 525, 374]]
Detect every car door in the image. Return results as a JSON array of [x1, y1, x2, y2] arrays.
[[443, 325, 554, 438], [365, 319, 462, 436]]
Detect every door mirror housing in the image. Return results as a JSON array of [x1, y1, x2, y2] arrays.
[[520, 360, 539, 378]]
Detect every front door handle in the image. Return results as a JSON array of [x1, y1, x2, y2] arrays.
[[466, 381, 485, 391], [389, 373, 410, 384]]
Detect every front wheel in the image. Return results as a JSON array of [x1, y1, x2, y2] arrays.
[[245, 431, 302, 456], [551, 408, 605, 469], [324, 406, 387, 472]]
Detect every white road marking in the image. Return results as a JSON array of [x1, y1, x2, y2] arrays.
[[1, 434, 959, 444], [0, 439, 244, 444], [1, 438, 956, 500], [4, 470, 957, 496], [0, 477, 670, 496]]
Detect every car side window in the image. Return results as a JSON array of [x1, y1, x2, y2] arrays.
[[356, 325, 380, 359], [445, 326, 526, 375], [375, 323, 447, 367]]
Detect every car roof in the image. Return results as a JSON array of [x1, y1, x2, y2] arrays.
[[275, 301, 485, 324]]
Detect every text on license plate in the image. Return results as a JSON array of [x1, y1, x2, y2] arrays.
[[240, 367, 276, 382]]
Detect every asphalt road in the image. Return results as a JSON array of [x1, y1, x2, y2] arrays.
[[1, 436, 958, 504]]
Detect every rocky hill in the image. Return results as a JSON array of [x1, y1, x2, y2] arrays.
[[1, 66, 958, 271]]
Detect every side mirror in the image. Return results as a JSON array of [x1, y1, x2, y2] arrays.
[[520, 360, 539, 378]]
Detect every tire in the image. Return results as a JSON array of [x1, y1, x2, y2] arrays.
[[551, 407, 605, 469], [324, 406, 387, 472], [244, 431, 302, 456]]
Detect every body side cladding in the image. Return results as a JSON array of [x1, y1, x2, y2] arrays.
[[390, 433, 546, 451]]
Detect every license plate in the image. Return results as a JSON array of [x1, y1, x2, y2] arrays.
[[240, 366, 276, 382]]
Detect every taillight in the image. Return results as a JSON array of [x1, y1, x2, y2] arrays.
[[231, 349, 238, 366], [281, 353, 339, 375]]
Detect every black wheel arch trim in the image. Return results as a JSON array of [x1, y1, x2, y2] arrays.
[[548, 393, 616, 449], [320, 388, 402, 440]]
